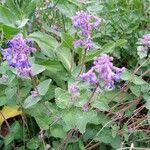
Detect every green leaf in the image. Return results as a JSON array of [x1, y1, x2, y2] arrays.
[[56, 1, 77, 18], [5, 87, 17, 100], [23, 95, 42, 109], [0, 95, 7, 106], [93, 89, 129, 104], [25, 103, 53, 129], [41, 60, 65, 73], [50, 124, 66, 138], [130, 85, 141, 97], [121, 70, 146, 85], [55, 88, 71, 109], [22, 0, 37, 18], [92, 98, 110, 111], [4, 121, 22, 145], [94, 128, 121, 149], [115, 39, 127, 47], [141, 84, 150, 93], [74, 90, 90, 108], [62, 109, 76, 131], [86, 39, 127, 62], [4, 133, 14, 146], [42, 85, 56, 101], [29, 32, 58, 58], [143, 94, 150, 110], [27, 137, 40, 150], [5, 0, 22, 18], [0, 24, 18, 34], [6, 0, 37, 19], [67, 0, 82, 8], [79, 140, 85, 150], [37, 79, 51, 96], [94, 128, 112, 143], [111, 124, 120, 138], [16, 19, 29, 28], [62, 108, 99, 133], [87, 1, 103, 13], [75, 110, 98, 133], [133, 76, 147, 85], [31, 63, 45, 76], [40, 60, 69, 88], [35, 116, 51, 130], [56, 46, 73, 72], [0, 5, 18, 27], [61, 33, 74, 49], [16, 146, 25, 150]]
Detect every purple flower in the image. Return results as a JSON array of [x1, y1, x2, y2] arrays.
[[69, 84, 79, 94], [94, 54, 125, 88], [73, 38, 93, 50], [81, 54, 125, 89], [72, 11, 101, 37], [2, 34, 37, 76], [73, 40, 84, 49], [25, 39, 33, 47], [81, 69, 98, 84], [68, 84, 80, 101], [85, 38, 93, 50], [93, 16, 102, 28], [72, 11, 101, 51], [51, 25, 60, 32], [139, 34, 150, 46], [31, 90, 39, 97], [113, 67, 126, 81], [137, 46, 148, 53], [137, 34, 150, 58], [0, 75, 9, 81]]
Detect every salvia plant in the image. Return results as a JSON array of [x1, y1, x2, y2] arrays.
[[0, 0, 150, 150]]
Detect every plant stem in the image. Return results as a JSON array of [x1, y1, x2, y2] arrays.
[[77, 49, 87, 77], [86, 142, 100, 150], [0, 111, 11, 131], [134, 57, 150, 74], [86, 84, 98, 104], [62, 14, 66, 32], [56, 128, 75, 150], [85, 118, 116, 149], [117, 147, 150, 150], [29, 74, 39, 93], [126, 104, 145, 125], [141, 69, 150, 77]]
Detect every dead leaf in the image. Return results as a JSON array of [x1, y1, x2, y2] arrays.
[[0, 106, 22, 125]]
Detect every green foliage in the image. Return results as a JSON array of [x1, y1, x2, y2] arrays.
[[0, 5, 18, 27], [27, 137, 40, 149], [4, 121, 22, 145], [37, 79, 52, 96], [29, 32, 59, 58]]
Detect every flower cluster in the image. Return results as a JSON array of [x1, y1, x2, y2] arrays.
[[68, 84, 79, 94], [81, 54, 125, 89], [51, 25, 60, 33], [72, 11, 101, 51], [31, 90, 39, 97], [137, 34, 150, 57], [2, 34, 36, 76], [0, 75, 9, 82], [68, 84, 80, 101]]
